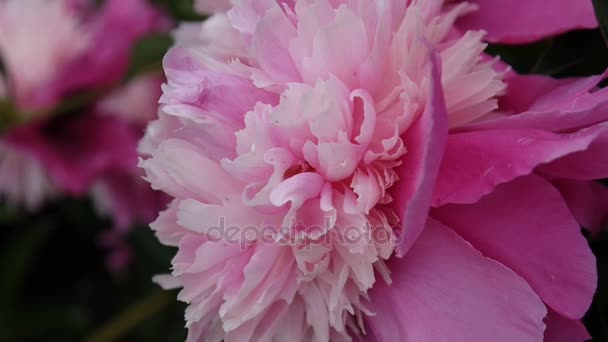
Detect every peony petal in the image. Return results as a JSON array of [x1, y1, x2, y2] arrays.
[[552, 179, 608, 235], [150, 200, 188, 247], [466, 72, 608, 133], [433, 124, 608, 206], [139, 138, 242, 203], [177, 197, 277, 237], [392, 52, 448, 257], [161, 47, 278, 125], [458, 0, 597, 44], [432, 175, 596, 319], [269, 172, 324, 206], [497, 73, 574, 115], [539, 128, 608, 180], [366, 218, 546, 342], [298, 5, 370, 88], [544, 309, 591, 342], [252, 5, 300, 83]]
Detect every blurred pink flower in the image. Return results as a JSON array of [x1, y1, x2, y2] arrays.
[[0, 0, 169, 213], [141, 0, 606, 341], [0, 0, 170, 272], [0, 0, 169, 113]]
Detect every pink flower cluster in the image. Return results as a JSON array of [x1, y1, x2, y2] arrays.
[[0, 0, 170, 270], [142, 0, 608, 341]]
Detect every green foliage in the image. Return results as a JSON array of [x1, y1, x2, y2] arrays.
[[593, 0, 608, 45], [486, 30, 608, 77], [125, 34, 174, 80]]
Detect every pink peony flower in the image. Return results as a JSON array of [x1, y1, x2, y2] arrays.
[[0, 0, 169, 113], [141, 0, 606, 341]]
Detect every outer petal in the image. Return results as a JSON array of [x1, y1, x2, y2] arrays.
[[458, 0, 597, 44], [140, 138, 243, 203], [544, 309, 591, 342], [392, 53, 448, 257], [432, 175, 597, 319], [552, 179, 608, 235], [161, 47, 278, 126], [366, 218, 546, 342], [433, 125, 608, 206], [539, 129, 608, 180], [497, 73, 578, 115], [466, 72, 608, 133]]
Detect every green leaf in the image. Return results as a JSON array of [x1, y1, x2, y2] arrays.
[[125, 34, 174, 80], [486, 40, 552, 74], [593, 0, 608, 46], [486, 29, 608, 77]]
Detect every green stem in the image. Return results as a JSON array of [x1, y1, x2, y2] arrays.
[[83, 290, 172, 342]]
